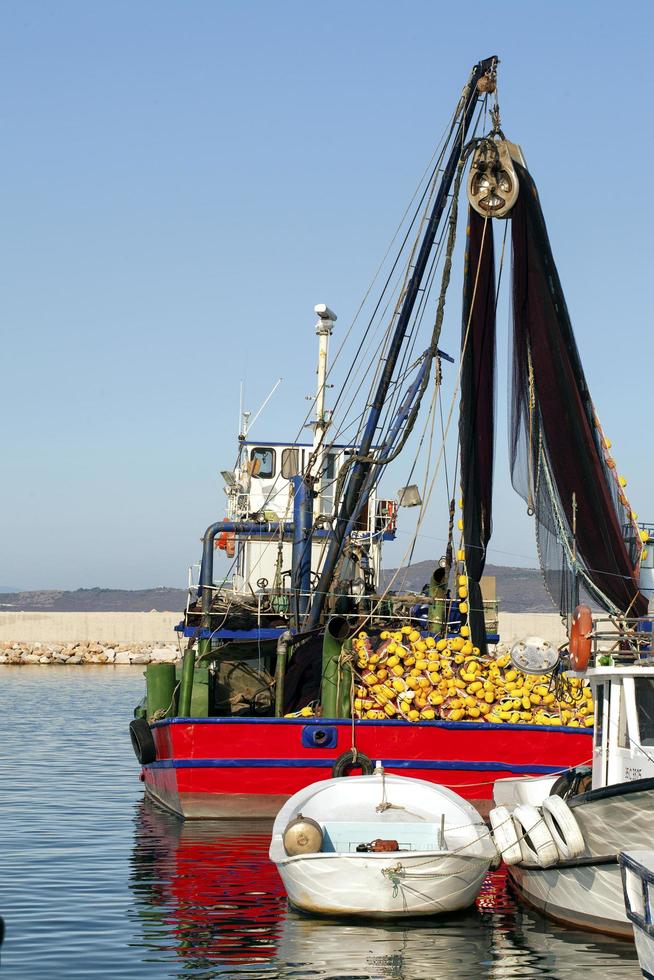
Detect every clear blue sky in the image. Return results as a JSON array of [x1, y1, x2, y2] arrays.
[[2, 0, 652, 590]]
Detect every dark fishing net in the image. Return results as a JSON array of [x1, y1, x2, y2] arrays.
[[509, 162, 645, 618], [459, 207, 496, 653]]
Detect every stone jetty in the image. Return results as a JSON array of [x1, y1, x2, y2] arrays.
[[0, 641, 180, 666]]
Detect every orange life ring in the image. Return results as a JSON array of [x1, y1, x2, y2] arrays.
[[214, 530, 236, 558], [569, 604, 593, 671]]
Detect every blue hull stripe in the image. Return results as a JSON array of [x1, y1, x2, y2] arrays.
[[174, 626, 499, 641], [173, 627, 284, 640], [145, 757, 563, 775], [151, 716, 592, 736]]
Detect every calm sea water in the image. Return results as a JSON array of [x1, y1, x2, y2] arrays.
[[0, 667, 641, 979]]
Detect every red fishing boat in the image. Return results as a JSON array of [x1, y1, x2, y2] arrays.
[[129, 54, 645, 820], [143, 716, 590, 819]]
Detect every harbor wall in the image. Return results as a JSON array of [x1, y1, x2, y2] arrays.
[[0, 610, 565, 645], [497, 613, 566, 647], [0, 611, 181, 643]]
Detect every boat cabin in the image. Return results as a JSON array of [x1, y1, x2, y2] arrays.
[[220, 439, 397, 600], [589, 665, 654, 788]]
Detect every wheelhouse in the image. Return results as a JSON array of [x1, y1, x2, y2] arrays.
[[217, 439, 397, 602], [590, 666, 654, 788]]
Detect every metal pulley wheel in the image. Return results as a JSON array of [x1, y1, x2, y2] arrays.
[[467, 138, 524, 218]]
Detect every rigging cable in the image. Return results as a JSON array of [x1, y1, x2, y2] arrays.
[[357, 211, 494, 627], [211, 93, 492, 613]]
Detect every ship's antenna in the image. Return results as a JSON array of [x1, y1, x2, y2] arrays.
[[246, 378, 283, 436]]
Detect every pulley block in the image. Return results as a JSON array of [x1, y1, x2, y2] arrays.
[[467, 138, 525, 219]]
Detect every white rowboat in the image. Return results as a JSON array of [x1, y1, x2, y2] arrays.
[[269, 768, 496, 918]]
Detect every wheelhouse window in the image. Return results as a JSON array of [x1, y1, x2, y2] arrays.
[[635, 678, 654, 746], [281, 448, 300, 479], [250, 447, 275, 479], [319, 453, 338, 514]]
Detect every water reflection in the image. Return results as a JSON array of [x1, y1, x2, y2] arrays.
[[129, 801, 639, 979], [275, 903, 639, 979], [2, 667, 637, 978], [130, 802, 284, 975]]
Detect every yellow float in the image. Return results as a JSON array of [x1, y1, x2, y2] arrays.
[[352, 629, 593, 727]]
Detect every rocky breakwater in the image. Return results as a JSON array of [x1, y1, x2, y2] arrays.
[[0, 641, 180, 666]]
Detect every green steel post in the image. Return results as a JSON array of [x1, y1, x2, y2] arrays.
[[321, 616, 349, 718], [197, 638, 212, 661], [274, 630, 292, 717], [179, 646, 200, 717], [337, 637, 353, 718], [146, 663, 177, 720]]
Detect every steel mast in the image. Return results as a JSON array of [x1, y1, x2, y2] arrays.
[[311, 304, 337, 515], [307, 56, 497, 629]]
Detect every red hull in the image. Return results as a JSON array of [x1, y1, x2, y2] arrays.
[[143, 717, 592, 819]]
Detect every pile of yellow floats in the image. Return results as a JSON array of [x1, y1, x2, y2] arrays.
[[352, 626, 594, 727]]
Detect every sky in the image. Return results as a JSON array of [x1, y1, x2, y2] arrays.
[[2, 0, 653, 590]]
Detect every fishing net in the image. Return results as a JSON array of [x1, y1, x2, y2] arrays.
[[509, 162, 645, 618], [459, 207, 496, 653]]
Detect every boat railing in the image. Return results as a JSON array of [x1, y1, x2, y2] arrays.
[[186, 582, 499, 637], [590, 615, 654, 659]]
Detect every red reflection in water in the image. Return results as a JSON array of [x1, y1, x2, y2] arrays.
[[130, 801, 285, 968], [476, 867, 515, 913], [131, 801, 517, 974]]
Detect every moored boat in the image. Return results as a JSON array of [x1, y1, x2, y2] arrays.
[[269, 767, 496, 918], [620, 850, 654, 975], [492, 640, 654, 937], [141, 714, 590, 819], [129, 54, 609, 820]]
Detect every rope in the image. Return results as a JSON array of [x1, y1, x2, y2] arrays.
[[444, 756, 593, 790], [205, 92, 490, 608], [349, 654, 357, 757], [352, 211, 492, 629], [378, 770, 587, 887], [149, 682, 181, 722], [375, 767, 408, 813], [335, 136, 478, 486]]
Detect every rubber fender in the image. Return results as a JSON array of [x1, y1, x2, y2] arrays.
[[541, 795, 585, 861], [550, 765, 592, 801], [332, 750, 374, 777], [488, 806, 522, 866], [129, 718, 157, 765], [550, 769, 573, 800], [512, 804, 559, 868]]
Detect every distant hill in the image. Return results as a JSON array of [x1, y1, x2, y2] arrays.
[[382, 561, 557, 613], [0, 587, 187, 612], [0, 565, 557, 614]]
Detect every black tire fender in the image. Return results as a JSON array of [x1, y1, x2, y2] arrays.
[[332, 749, 374, 777], [550, 770, 574, 800], [129, 718, 157, 765], [551, 764, 592, 800]]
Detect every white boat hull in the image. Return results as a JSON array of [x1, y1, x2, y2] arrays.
[[509, 860, 630, 937], [496, 774, 654, 937], [634, 928, 654, 978], [270, 772, 495, 919], [278, 849, 490, 918], [620, 851, 654, 976]]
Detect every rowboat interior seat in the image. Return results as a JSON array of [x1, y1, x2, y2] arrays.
[[320, 820, 444, 853]]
